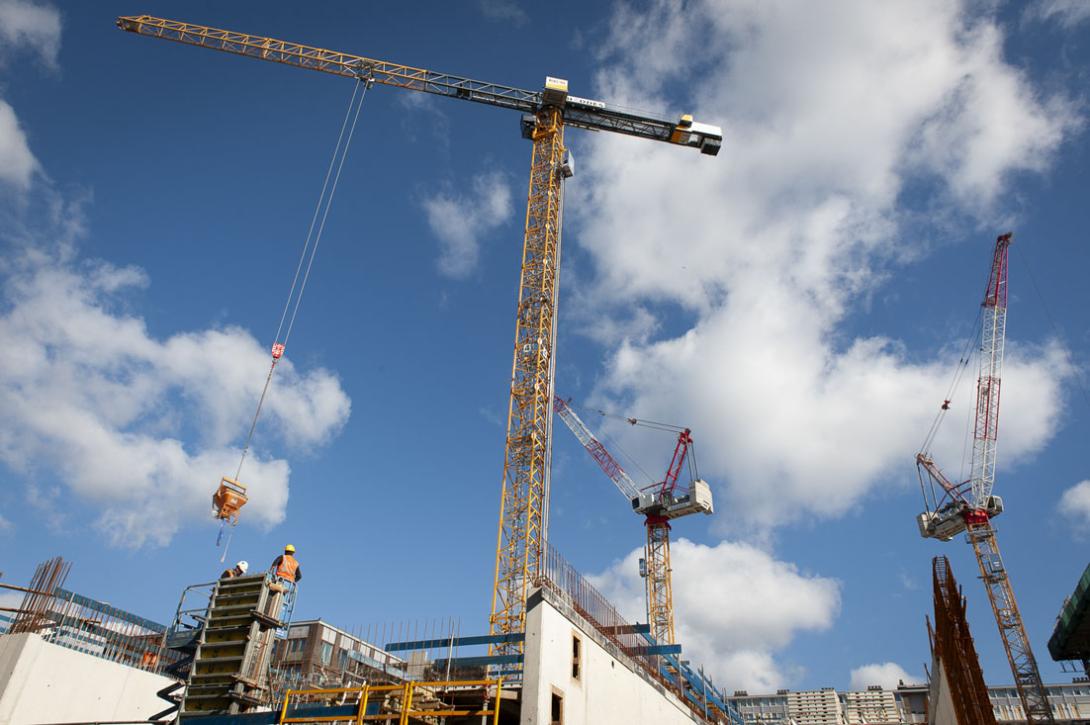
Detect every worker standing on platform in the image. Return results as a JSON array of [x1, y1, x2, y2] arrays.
[[220, 560, 248, 579], [269, 544, 302, 591]]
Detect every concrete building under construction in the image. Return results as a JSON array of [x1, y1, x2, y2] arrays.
[[0, 10, 1085, 725], [3, 552, 1090, 724]]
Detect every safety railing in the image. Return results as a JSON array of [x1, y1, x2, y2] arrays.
[[538, 541, 742, 725], [538, 541, 658, 668], [3, 584, 183, 676]]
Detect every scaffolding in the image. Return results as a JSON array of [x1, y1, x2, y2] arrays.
[[277, 679, 504, 724]]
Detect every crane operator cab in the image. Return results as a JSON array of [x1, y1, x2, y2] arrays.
[[213, 476, 248, 524]]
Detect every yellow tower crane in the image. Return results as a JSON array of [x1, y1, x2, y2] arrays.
[[115, 16, 722, 660]]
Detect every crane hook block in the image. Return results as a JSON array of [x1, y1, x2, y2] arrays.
[[271, 343, 285, 360], [213, 476, 248, 524]]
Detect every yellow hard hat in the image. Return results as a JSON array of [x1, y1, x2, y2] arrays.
[[285, 544, 296, 553]]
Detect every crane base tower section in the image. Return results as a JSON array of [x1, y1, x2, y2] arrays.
[[521, 586, 708, 725]]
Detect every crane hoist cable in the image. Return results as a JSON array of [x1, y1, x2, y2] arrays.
[[918, 255, 997, 457], [214, 77, 371, 552]]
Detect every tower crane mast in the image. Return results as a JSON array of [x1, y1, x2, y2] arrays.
[[916, 233, 1054, 724], [116, 16, 722, 661]]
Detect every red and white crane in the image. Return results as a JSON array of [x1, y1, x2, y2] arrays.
[[916, 233, 1055, 724], [554, 396, 713, 645]]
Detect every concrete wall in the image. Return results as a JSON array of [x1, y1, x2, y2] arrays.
[[521, 588, 699, 725], [928, 659, 957, 725], [0, 632, 175, 725]]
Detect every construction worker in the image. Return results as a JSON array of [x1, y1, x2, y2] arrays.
[[220, 560, 249, 579], [270, 544, 302, 585]]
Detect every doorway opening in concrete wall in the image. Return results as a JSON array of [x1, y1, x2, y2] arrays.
[[551, 689, 564, 724]]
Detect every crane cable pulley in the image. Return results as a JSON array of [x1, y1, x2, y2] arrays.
[[216, 76, 372, 555]]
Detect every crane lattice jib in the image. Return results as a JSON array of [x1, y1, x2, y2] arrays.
[[553, 396, 641, 501], [646, 521, 675, 646], [115, 16, 722, 152], [968, 521, 1055, 724], [970, 233, 1011, 508]]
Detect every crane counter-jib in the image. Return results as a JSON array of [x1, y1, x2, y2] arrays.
[[115, 15, 723, 155]]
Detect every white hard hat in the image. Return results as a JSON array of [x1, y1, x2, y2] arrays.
[[237, 561, 249, 573]]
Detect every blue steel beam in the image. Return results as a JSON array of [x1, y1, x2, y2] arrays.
[[631, 644, 682, 656], [385, 631, 524, 651], [434, 653, 523, 667]]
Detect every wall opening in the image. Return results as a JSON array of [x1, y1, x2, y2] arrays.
[[551, 690, 564, 725], [571, 633, 581, 680]]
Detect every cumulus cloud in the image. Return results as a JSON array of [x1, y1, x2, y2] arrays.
[[850, 661, 922, 690], [588, 539, 840, 690], [1060, 480, 1090, 529], [0, 1, 60, 190], [1028, 0, 1090, 27], [423, 171, 513, 279], [0, 0, 61, 68], [0, 99, 38, 189], [0, 247, 351, 547], [571, 0, 1077, 531]]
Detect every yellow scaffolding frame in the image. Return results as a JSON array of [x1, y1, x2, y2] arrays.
[[278, 678, 505, 725]]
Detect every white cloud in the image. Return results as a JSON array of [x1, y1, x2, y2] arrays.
[[1060, 480, 1090, 528], [850, 661, 922, 690], [588, 539, 840, 690], [0, 0, 61, 68], [1029, 0, 1090, 27], [0, 247, 351, 547], [479, 0, 528, 26], [423, 171, 513, 279], [570, 0, 1077, 531], [0, 100, 38, 189]]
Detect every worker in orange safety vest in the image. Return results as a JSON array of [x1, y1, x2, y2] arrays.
[[270, 544, 302, 584]]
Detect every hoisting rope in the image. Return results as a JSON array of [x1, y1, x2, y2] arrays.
[[218, 76, 371, 553], [918, 245, 1006, 458], [919, 309, 981, 456], [594, 408, 698, 485]]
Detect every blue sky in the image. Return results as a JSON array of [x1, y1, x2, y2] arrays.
[[2, 0, 1089, 694]]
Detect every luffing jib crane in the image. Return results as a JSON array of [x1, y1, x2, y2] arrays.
[[116, 16, 722, 660], [915, 233, 1055, 725], [554, 396, 713, 645]]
